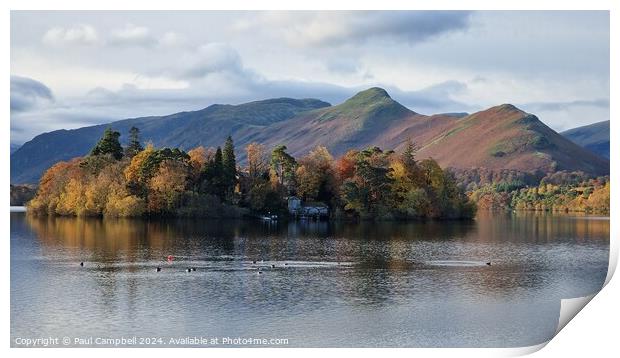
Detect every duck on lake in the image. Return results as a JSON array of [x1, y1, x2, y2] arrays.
[[80, 262, 84, 267]]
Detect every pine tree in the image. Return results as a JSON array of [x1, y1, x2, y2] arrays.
[[402, 139, 418, 170], [222, 136, 237, 198], [202, 147, 226, 199], [270, 145, 297, 189], [125, 126, 144, 157], [90, 128, 123, 160]]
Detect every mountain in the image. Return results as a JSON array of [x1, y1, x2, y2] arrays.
[[561, 120, 610, 159], [10, 143, 21, 154], [10, 88, 609, 184], [10, 98, 330, 184], [414, 104, 609, 174], [235, 87, 425, 156]]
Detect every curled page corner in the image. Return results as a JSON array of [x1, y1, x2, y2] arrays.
[[555, 294, 597, 336], [504, 341, 550, 357]]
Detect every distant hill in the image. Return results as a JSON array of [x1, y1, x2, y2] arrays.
[[413, 104, 609, 175], [11, 97, 330, 184], [10, 143, 21, 154], [10, 88, 609, 184], [561, 120, 610, 159]]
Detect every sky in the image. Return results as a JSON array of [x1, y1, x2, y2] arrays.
[[10, 11, 610, 145]]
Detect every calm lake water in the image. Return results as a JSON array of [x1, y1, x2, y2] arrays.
[[10, 211, 609, 347]]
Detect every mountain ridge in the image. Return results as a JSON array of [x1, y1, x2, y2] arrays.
[[561, 120, 610, 159], [10, 88, 609, 184]]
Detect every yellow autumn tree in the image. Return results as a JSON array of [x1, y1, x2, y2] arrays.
[[296, 146, 337, 203], [124, 143, 155, 188], [147, 160, 189, 214], [187, 146, 208, 183]]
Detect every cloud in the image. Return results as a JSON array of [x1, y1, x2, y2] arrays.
[[42, 23, 186, 49], [12, 11, 608, 143], [163, 43, 246, 80], [159, 31, 186, 47], [517, 99, 610, 132], [42, 24, 99, 46], [520, 99, 609, 112], [10, 76, 54, 113], [109, 23, 155, 47], [108, 25, 187, 48], [239, 11, 472, 47], [325, 58, 362, 75], [363, 80, 473, 115]]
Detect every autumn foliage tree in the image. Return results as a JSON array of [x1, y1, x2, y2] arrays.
[[296, 146, 338, 206]]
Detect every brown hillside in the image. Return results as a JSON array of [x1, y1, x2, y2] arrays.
[[240, 91, 608, 176], [414, 104, 609, 174]]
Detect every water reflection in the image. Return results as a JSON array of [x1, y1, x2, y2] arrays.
[[12, 212, 609, 347]]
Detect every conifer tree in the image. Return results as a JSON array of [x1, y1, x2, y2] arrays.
[[125, 126, 144, 157], [222, 136, 237, 197], [90, 128, 123, 160]]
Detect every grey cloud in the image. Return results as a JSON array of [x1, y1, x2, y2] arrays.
[[347, 11, 473, 45], [325, 58, 361, 75], [520, 99, 609, 112], [388, 81, 473, 114], [246, 11, 473, 47], [10, 76, 54, 113], [10, 11, 608, 144], [162, 43, 246, 80]]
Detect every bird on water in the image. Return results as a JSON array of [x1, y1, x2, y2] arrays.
[[80, 262, 84, 267]]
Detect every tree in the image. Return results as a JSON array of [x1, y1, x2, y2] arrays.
[[28, 158, 82, 216], [296, 146, 337, 205], [246, 142, 268, 182], [124, 144, 156, 196], [270, 145, 297, 193], [125, 126, 144, 157], [335, 150, 358, 186], [341, 147, 395, 217], [124, 144, 189, 197], [187, 146, 208, 186], [400, 139, 422, 186], [148, 160, 189, 214], [222, 136, 237, 200], [90, 127, 123, 160], [202, 147, 226, 199]]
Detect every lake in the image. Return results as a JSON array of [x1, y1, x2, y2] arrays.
[[10, 211, 609, 347]]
